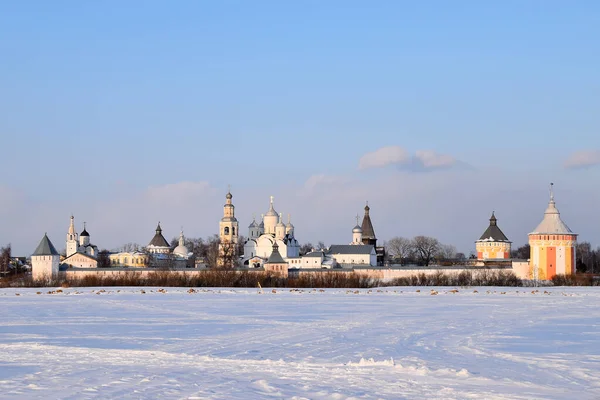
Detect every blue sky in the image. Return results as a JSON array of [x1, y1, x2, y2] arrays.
[[1, 1, 599, 255]]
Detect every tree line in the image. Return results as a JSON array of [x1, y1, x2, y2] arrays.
[[384, 236, 462, 266]]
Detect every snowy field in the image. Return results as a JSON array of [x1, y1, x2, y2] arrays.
[[0, 286, 599, 399]]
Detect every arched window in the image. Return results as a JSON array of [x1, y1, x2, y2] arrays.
[[224, 227, 230, 235], [232, 227, 235, 235]]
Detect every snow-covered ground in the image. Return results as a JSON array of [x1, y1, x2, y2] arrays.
[[0, 286, 599, 399]]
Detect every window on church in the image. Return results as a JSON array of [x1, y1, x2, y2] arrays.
[[232, 227, 235, 235], [224, 227, 230, 235]]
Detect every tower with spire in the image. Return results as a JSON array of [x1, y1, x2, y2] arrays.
[[218, 188, 239, 267], [528, 184, 578, 279], [66, 215, 79, 257], [475, 212, 511, 260], [65, 215, 98, 257]]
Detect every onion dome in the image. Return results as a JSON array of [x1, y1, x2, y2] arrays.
[[353, 225, 363, 233], [80, 222, 89, 237], [173, 231, 189, 257]]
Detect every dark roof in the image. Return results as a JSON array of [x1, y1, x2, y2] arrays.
[[80, 229, 89, 237], [149, 223, 170, 247], [328, 245, 375, 255], [32, 234, 60, 256], [265, 243, 286, 264], [477, 212, 510, 242], [361, 204, 376, 240], [304, 251, 324, 258]]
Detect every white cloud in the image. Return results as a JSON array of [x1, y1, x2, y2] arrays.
[[358, 146, 461, 172], [358, 146, 411, 170], [414, 150, 457, 169], [564, 150, 600, 169]]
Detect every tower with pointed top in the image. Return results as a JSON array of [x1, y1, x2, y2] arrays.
[[66, 215, 79, 257], [147, 222, 171, 254], [361, 202, 377, 247], [475, 212, 511, 260], [32, 233, 60, 280], [528, 184, 578, 279], [218, 189, 239, 267]]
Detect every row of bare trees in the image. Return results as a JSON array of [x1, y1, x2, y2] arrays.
[[384, 236, 462, 266]]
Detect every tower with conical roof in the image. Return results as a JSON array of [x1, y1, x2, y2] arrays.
[[147, 222, 171, 254], [475, 212, 511, 260], [263, 241, 288, 277], [31, 233, 60, 280], [528, 184, 578, 279], [218, 188, 239, 267], [361, 202, 376, 246]]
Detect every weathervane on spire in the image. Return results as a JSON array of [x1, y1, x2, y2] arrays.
[[550, 182, 554, 201], [270, 195, 274, 205], [356, 214, 360, 225]]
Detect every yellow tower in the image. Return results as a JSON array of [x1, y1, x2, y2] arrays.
[[475, 212, 511, 260], [528, 184, 577, 279], [218, 188, 239, 267]]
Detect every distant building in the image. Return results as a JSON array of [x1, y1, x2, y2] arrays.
[[109, 251, 148, 267], [475, 212, 511, 260], [263, 242, 288, 277], [147, 223, 171, 254], [242, 194, 300, 267], [528, 184, 577, 279], [65, 215, 98, 258], [31, 234, 60, 280], [359, 202, 385, 265], [219, 190, 240, 267]]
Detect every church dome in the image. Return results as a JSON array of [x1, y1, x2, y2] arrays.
[[248, 220, 258, 228], [173, 244, 189, 257], [80, 228, 89, 237], [226, 192, 232, 200], [353, 225, 363, 233]]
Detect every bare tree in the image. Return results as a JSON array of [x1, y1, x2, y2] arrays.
[[317, 241, 326, 251], [436, 244, 457, 260], [511, 244, 530, 260], [119, 243, 143, 253], [386, 237, 413, 264], [97, 250, 112, 268], [0, 244, 11, 275], [300, 243, 314, 255], [411, 236, 440, 266], [217, 238, 238, 269]]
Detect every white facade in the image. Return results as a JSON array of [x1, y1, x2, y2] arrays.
[[243, 196, 300, 266], [66, 216, 98, 258], [62, 252, 98, 269], [31, 234, 60, 280]]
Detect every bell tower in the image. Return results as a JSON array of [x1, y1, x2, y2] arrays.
[[218, 187, 239, 267], [66, 215, 79, 257]]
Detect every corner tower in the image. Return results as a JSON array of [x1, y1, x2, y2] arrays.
[[475, 212, 511, 260], [218, 188, 239, 267], [528, 184, 578, 279]]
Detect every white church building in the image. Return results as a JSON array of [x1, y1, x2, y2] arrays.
[[242, 196, 301, 267]]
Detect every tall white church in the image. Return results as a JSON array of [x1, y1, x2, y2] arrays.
[[242, 196, 300, 266]]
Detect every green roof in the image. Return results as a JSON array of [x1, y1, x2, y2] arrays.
[[32, 234, 60, 256]]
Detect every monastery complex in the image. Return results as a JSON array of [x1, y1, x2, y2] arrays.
[[30, 184, 577, 282]]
